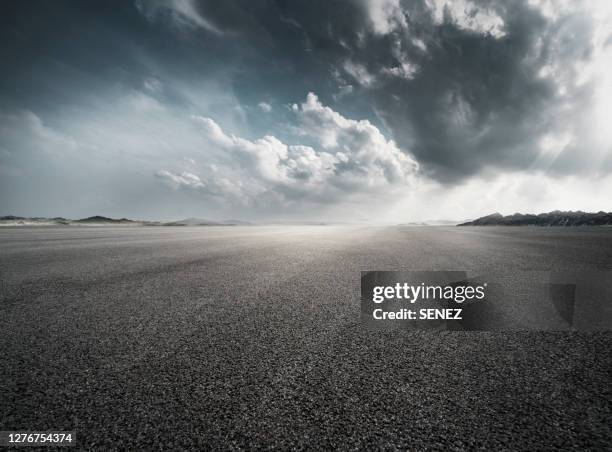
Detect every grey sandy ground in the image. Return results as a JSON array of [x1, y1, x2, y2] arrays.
[[1, 226, 611, 450]]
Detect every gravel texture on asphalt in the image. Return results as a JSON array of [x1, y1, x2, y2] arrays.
[[1, 225, 611, 450]]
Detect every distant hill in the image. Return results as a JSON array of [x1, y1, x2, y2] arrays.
[[75, 216, 134, 224], [458, 211, 612, 226], [0, 215, 252, 227], [163, 218, 223, 226], [0, 215, 70, 226], [0, 215, 26, 221], [1, 215, 138, 226]]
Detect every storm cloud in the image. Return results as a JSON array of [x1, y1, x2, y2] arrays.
[[144, 0, 611, 180]]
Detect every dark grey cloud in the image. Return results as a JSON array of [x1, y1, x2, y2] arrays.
[[137, 0, 610, 181]]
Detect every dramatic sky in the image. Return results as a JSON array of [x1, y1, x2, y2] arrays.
[[1, 0, 611, 222]]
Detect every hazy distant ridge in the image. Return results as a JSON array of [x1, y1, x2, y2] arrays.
[[0, 215, 252, 227], [459, 211, 612, 226]]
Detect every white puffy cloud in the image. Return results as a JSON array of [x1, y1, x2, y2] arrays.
[[161, 93, 418, 207], [296, 93, 418, 186]]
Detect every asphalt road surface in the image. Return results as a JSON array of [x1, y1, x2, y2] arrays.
[[1, 225, 611, 450]]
